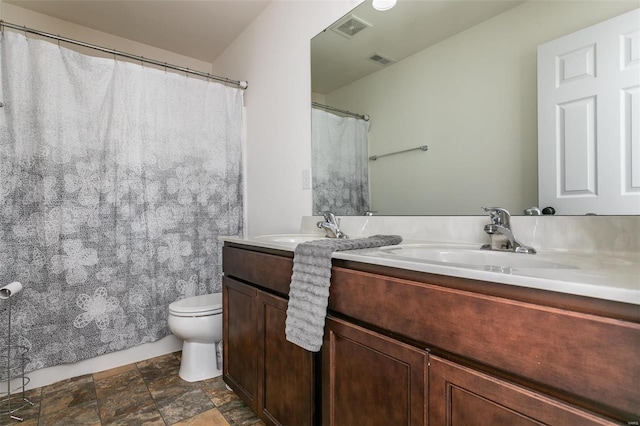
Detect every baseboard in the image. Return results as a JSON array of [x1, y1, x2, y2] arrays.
[[24, 335, 182, 390]]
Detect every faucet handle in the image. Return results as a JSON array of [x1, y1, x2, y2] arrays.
[[317, 211, 348, 239], [481, 207, 511, 226], [323, 211, 338, 224]]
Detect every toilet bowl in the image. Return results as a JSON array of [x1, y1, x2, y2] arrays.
[[168, 293, 223, 382]]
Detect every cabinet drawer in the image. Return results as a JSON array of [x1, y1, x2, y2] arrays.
[[223, 245, 293, 296], [328, 267, 640, 419]]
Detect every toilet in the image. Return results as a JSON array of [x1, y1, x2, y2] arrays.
[[168, 293, 223, 382]]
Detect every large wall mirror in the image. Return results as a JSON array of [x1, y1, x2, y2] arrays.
[[311, 0, 639, 216]]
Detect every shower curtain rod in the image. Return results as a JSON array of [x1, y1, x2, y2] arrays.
[[312, 102, 369, 121], [0, 20, 248, 90]]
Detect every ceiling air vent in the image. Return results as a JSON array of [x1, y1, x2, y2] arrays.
[[331, 15, 371, 39], [369, 53, 395, 66]]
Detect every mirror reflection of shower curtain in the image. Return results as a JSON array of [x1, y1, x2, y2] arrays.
[[312, 108, 369, 215]]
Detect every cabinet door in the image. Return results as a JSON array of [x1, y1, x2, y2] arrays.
[[323, 316, 427, 426], [257, 290, 316, 426], [223, 277, 258, 411], [429, 355, 617, 425]]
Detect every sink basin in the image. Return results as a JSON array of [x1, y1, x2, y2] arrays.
[[254, 234, 326, 244], [377, 244, 577, 270]]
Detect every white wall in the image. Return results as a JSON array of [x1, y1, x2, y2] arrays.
[[324, 1, 637, 215], [213, 0, 362, 237]]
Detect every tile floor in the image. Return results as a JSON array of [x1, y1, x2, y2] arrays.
[[3, 352, 265, 426]]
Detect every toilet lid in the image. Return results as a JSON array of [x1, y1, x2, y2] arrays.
[[169, 293, 223, 316]]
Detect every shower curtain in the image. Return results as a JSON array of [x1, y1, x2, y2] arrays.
[[0, 32, 244, 371], [311, 108, 369, 215]]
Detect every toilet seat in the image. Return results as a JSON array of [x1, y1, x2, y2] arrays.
[[169, 293, 222, 317]]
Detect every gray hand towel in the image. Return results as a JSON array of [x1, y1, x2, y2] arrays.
[[285, 235, 403, 352]]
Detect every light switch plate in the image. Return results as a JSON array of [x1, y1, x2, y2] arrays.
[[302, 169, 311, 190]]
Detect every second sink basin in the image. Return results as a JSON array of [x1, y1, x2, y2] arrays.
[[377, 244, 577, 270], [254, 234, 326, 244]]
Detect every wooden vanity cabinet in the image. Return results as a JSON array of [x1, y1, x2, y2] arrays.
[[223, 243, 640, 425], [223, 246, 316, 426]]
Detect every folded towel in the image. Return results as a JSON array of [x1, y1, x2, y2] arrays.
[[285, 235, 403, 352]]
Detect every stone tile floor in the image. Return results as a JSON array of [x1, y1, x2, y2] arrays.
[[3, 352, 265, 426]]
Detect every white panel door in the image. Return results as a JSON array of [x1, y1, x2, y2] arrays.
[[538, 8, 640, 215]]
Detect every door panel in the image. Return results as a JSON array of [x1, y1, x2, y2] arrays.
[[538, 9, 640, 214]]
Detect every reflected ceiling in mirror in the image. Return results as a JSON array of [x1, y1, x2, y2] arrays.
[[311, 0, 639, 216]]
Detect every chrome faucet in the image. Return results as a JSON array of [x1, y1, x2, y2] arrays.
[[481, 207, 536, 254], [317, 212, 349, 239]]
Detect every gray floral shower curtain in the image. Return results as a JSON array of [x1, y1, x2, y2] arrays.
[[0, 32, 244, 371]]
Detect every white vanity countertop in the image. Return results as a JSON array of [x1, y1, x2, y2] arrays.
[[334, 245, 640, 305], [221, 212, 640, 306], [220, 235, 640, 306]]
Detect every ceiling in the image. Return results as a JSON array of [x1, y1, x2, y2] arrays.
[[4, 0, 273, 64], [5, 0, 523, 90], [311, 0, 523, 94]]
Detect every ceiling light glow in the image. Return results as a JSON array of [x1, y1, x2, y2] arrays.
[[372, 0, 397, 11]]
